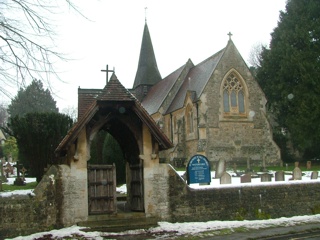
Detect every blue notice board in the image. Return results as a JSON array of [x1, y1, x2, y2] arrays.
[[187, 155, 211, 184]]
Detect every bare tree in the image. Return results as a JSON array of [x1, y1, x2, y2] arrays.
[[61, 105, 78, 122], [248, 42, 266, 68], [0, 103, 8, 127], [0, 0, 81, 97]]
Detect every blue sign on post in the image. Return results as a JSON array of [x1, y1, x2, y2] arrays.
[[187, 154, 211, 184]]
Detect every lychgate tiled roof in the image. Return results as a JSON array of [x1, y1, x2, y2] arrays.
[[56, 73, 172, 155], [97, 73, 136, 101]]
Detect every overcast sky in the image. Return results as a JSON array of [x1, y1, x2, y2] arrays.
[[27, 0, 288, 110]]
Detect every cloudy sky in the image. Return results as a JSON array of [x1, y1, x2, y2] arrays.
[[24, 0, 288, 110]]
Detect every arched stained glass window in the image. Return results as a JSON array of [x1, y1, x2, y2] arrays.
[[222, 73, 246, 116]]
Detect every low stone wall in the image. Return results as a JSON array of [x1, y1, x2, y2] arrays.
[[0, 165, 62, 239], [167, 166, 320, 222]]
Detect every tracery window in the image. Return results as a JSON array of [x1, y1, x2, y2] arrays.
[[222, 73, 246, 116]]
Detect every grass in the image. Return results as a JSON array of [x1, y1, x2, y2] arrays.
[[1, 181, 38, 191]]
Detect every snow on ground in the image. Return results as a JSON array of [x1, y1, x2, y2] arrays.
[[178, 170, 320, 189], [2, 170, 320, 239], [0, 178, 36, 197], [6, 214, 320, 240]]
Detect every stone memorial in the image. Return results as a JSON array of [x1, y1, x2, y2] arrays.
[[220, 171, 231, 184], [311, 171, 318, 180], [241, 173, 251, 183], [14, 162, 25, 186], [307, 161, 312, 170], [215, 159, 226, 178], [260, 173, 272, 182], [4, 163, 13, 178], [187, 154, 211, 184], [20, 167, 27, 181], [0, 159, 7, 182], [275, 171, 285, 181], [292, 167, 302, 180]]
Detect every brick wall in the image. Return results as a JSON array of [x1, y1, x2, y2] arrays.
[[167, 167, 320, 222]]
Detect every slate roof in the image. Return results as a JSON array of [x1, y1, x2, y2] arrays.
[[141, 45, 225, 115], [165, 48, 225, 114], [142, 64, 185, 114], [133, 23, 162, 89], [56, 73, 172, 155]]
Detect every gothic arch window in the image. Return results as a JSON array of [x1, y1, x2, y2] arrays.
[[222, 72, 246, 116]]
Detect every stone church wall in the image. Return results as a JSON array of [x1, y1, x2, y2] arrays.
[[200, 43, 280, 167], [167, 167, 320, 222], [0, 165, 62, 238]]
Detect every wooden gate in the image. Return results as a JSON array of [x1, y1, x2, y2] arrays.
[[129, 161, 144, 211], [88, 164, 117, 215]]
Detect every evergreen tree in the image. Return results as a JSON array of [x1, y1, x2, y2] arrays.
[[9, 112, 73, 182], [8, 79, 58, 118], [2, 136, 19, 162], [90, 130, 126, 184], [256, 0, 320, 160]]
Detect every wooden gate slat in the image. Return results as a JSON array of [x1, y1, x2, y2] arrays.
[[88, 164, 117, 215]]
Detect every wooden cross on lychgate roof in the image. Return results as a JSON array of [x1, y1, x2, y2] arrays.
[[101, 65, 115, 85]]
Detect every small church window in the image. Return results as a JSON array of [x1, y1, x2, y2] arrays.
[[222, 73, 246, 116], [185, 105, 194, 134], [188, 110, 194, 133]]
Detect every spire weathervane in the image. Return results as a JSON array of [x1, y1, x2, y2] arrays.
[[227, 32, 233, 40], [145, 7, 148, 23]]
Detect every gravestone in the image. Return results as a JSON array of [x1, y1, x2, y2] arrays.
[[14, 162, 25, 186], [294, 161, 299, 168], [187, 155, 211, 184], [275, 171, 285, 181], [4, 163, 13, 178], [0, 159, 7, 182], [311, 171, 318, 180], [220, 171, 231, 184], [306, 161, 312, 170], [215, 159, 226, 178], [241, 173, 251, 183], [292, 167, 302, 180], [260, 173, 272, 182], [20, 167, 27, 181]]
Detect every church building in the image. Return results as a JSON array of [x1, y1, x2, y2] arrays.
[[130, 23, 280, 169], [52, 20, 282, 225]]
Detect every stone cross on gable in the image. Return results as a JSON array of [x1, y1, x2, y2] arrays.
[[101, 65, 115, 85], [227, 32, 233, 40]]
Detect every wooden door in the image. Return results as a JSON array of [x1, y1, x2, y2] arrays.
[[88, 164, 117, 215], [129, 161, 144, 211]]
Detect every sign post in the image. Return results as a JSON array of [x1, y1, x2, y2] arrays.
[[187, 154, 211, 185]]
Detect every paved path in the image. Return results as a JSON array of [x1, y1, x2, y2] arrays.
[[204, 223, 320, 240]]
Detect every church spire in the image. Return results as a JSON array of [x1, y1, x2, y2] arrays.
[[132, 22, 162, 101]]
